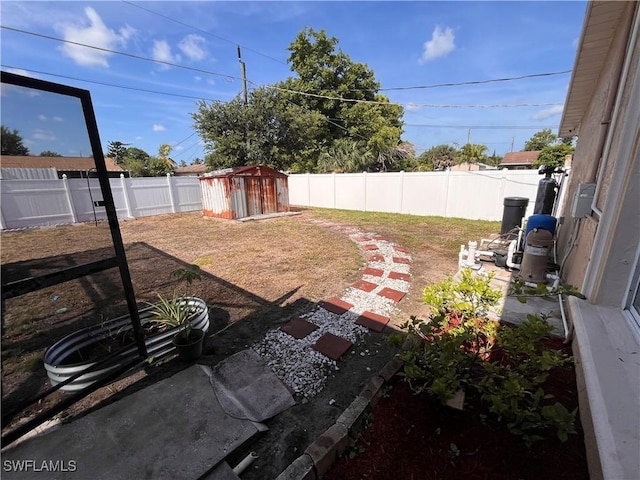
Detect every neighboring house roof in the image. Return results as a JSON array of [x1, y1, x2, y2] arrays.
[[559, 1, 630, 137], [499, 151, 540, 167], [0, 155, 123, 171], [173, 164, 208, 175]]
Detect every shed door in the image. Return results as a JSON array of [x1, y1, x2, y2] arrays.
[[244, 176, 278, 216], [245, 177, 262, 217]]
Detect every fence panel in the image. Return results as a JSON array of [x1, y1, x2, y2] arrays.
[[0, 179, 75, 228], [288, 169, 541, 221]]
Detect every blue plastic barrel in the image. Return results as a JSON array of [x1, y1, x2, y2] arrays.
[[525, 214, 557, 238]]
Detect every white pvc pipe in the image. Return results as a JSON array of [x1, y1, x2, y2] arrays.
[[506, 240, 520, 270], [233, 452, 258, 475]]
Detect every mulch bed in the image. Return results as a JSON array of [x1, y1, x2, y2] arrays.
[[326, 339, 589, 480]]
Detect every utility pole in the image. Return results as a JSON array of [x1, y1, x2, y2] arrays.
[[511, 136, 515, 152], [237, 46, 248, 105], [467, 129, 471, 144]]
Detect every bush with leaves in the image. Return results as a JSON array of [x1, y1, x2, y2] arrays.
[[391, 268, 577, 445]]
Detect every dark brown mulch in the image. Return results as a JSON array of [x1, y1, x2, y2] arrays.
[[325, 339, 589, 480]]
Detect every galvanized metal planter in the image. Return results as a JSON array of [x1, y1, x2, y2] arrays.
[[43, 297, 209, 391]]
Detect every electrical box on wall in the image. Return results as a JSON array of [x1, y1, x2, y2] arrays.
[[571, 183, 596, 217]]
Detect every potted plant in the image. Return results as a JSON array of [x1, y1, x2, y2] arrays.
[[149, 264, 207, 361]]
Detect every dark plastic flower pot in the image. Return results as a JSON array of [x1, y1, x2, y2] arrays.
[[172, 329, 205, 361]]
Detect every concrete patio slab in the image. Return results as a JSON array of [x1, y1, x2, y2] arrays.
[[2, 366, 265, 480]]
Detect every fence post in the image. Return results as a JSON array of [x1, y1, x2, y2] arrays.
[[62, 174, 78, 223], [399, 171, 405, 213], [307, 173, 311, 206], [443, 169, 451, 217], [120, 174, 134, 218], [332, 172, 337, 208], [167, 173, 177, 213], [0, 206, 6, 230], [363, 171, 367, 212]]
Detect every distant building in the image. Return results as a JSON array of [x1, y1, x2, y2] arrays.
[[498, 151, 540, 170], [0, 155, 126, 179], [450, 162, 498, 171], [173, 164, 209, 177]]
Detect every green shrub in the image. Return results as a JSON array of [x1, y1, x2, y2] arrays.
[[394, 269, 576, 445]]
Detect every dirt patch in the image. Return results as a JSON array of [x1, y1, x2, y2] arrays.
[[2, 208, 501, 478]]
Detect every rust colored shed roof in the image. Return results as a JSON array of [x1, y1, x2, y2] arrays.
[[204, 165, 287, 178]]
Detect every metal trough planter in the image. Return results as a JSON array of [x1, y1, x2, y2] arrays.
[[43, 297, 209, 392]]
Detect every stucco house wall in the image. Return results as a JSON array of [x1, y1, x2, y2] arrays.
[[556, 2, 639, 479]]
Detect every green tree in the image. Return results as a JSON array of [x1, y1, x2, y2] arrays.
[[193, 87, 325, 172], [458, 143, 488, 167], [39, 150, 62, 157], [1, 126, 30, 155], [418, 144, 458, 171], [524, 129, 557, 151], [280, 28, 404, 170], [534, 143, 573, 169], [106, 141, 129, 163], [486, 150, 503, 167]]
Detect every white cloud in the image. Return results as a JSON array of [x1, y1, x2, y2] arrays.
[[153, 124, 166, 132], [405, 103, 422, 112], [419, 26, 455, 64], [152, 40, 179, 67], [135, 136, 143, 141], [58, 7, 135, 68], [53, 116, 64, 122], [178, 34, 207, 61], [5, 68, 32, 77], [532, 104, 564, 121], [38, 114, 48, 121], [33, 129, 56, 141], [572, 37, 580, 48]]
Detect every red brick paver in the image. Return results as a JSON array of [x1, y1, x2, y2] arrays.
[[355, 311, 391, 332], [353, 236, 370, 243], [280, 317, 319, 339], [320, 298, 354, 315], [393, 245, 410, 254], [392, 256, 411, 265], [362, 244, 379, 251], [312, 333, 353, 360], [378, 288, 406, 302], [388, 271, 411, 282], [352, 280, 378, 292], [362, 267, 384, 277]]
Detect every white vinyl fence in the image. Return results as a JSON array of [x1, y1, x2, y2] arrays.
[[288, 169, 542, 221], [1, 169, 545, 230], [0, 173, 201, 230]]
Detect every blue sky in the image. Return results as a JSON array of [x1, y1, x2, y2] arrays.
[[1, 1, 588, 163]]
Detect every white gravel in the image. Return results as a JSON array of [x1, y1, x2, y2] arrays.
[[251, 223, 411, 399]]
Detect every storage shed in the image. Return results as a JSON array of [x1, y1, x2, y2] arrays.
[[199, 165, 289, 219]]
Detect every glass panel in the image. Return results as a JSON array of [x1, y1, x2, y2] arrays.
[[1, 75, 142, 434]]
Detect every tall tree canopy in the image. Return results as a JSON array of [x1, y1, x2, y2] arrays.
[[417, 144, 459, 171], [193, 87, 325, 171], [1, 126, 30, 155], [192, 28, 406, 172], [524, 129, 557, 151]]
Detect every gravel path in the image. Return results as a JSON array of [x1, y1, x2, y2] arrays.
[[252, 219, 411, 399]]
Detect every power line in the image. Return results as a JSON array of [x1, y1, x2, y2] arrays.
[[1, 65, 225, 103], [404, 124, 556, 130], [0, 25, 240, 81], [377, 70, 572, 91], [122, 1, 287, 65], [255, 81, 563, 109]]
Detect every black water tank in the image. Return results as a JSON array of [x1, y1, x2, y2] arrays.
[[501, 197, 529, 235], [534, 173, 558, 214]]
